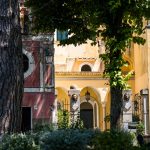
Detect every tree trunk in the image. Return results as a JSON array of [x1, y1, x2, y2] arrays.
[[110, 87, 123, 129], [0, 0, 23, 134]]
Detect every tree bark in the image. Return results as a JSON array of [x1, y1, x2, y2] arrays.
[[110, 87, 123, 129], [0, 0, 23, 134]]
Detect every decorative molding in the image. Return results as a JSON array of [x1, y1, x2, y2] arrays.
[[24, 87, 54, 92], [56, 72, 102, 77], [22, 34, 54, 43], [23, 49, 35, 78], [55, 72, 135, 80], [76, 58, 96, 61]]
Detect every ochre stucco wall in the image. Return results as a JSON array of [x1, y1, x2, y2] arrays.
[[134, 42, 148, 94], [54, 29, 150, 131]]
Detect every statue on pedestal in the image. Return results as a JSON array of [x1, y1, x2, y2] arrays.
[[68, 86, 80, 126], [122, 90, 132, 130], [70, 94, 80, 125]]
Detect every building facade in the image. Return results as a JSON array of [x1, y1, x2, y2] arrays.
[[54, 27, 150, 134], [20, 1, 55, 131], [19, 0, 150, 134]]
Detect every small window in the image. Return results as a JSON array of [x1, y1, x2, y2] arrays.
[[57, 30, 68, 41], [23, 54, 29, 73], [81, 65, 91, 72]]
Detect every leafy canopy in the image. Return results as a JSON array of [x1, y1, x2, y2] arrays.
[[26, 0, 150, 88]]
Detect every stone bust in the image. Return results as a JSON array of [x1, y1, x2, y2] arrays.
[[123, 92, 132, 112], [71, 94, 79, 112], [71, 94, 78, 101]]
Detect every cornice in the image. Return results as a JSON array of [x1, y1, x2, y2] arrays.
[[55, 72, 135, 80], [55, 72, 105, 79]]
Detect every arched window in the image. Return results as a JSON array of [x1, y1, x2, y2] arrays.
[[23, 54, 29, 73], [81, 64, 91, 72], [23, 49, 35, 78]]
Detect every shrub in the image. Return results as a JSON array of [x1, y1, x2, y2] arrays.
[[33, 123, 54, 132], [57, 109, 70, 129], [40, 129, 96, 150], [92, 130, 139, 150], [142, 142, 150, 150], [0, 129, 143, 150], [136, 122, 145, 135], [1, 133, 39, 150]]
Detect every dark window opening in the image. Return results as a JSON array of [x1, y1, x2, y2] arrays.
[[81, 65, 91, 72], [23, 54, 29, 73], [57, 30, 68, 41]]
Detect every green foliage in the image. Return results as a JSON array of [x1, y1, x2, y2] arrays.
[[70, 117, 84, 129], [140, 143, 150, 150], [57, 109, 84, 129], [40, 129, 96, 150], [25, 0, 150, 89], [136, 122, 145, 135], [1, 133, 39, 150], [57, 109, 70, 129], [33, 123, 54, 132], [39, 129, 140, 150], [92, 130, 137, 150], [1, 129, 146, 150]]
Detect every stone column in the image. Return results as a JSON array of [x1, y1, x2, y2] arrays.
[[140, 89, 149, 135], [98, 87, 109, 131], [146, 24, 150, 135], [51, 90, 58, 129], [101, 103, 106, 130]]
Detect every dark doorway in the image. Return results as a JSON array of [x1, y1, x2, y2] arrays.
[[21, 107, 31, 132], [23, 54, 29, 73], [80, 102, 93, 128]]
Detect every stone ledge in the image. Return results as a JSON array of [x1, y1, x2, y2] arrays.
[[55, 72, 135, 79]]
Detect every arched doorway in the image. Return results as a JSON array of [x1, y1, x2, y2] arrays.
[[80, 102, 93, 128]]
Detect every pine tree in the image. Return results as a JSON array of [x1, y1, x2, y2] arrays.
[[0, 0, 23, 133]]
